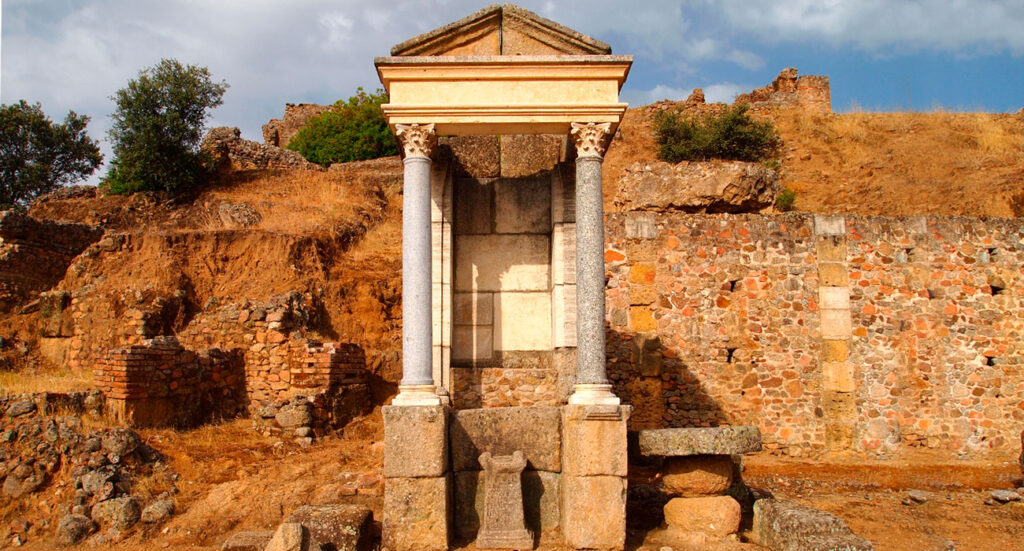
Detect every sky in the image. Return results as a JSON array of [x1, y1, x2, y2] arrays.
[[3, 0, 1024, 184]]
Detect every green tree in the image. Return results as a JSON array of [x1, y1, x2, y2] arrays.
[[104, 59, 228, 194], [654, 103, 781, 163], [287, 88, 397, 166], [0, 101, 103, 210]]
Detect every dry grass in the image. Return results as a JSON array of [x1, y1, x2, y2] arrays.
[[0, 367, 91, 396]]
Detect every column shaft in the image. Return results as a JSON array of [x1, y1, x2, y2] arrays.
[[402, 156, 434, 386], [574, 155, 608, 386]]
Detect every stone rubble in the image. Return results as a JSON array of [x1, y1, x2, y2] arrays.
[[752, 498, 873, 551], [0, 392, 177, 546]]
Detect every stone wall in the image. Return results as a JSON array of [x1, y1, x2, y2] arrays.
[[262, 103, 332, 148], [93, 336, 244, 427], [202, 127, 324, 172], [0, 211, 102, 310], [735, 68, 831, 113], [604, 212, 1024, 459]]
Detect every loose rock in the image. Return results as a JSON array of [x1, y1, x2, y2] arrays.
[[91, 496, 141, 531], [56, 514, 96, 545], [141, 498, 175, 523]]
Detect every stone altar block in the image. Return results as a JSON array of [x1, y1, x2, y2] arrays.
[[477, 451, 533, 549]]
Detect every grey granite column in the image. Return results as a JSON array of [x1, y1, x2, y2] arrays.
[[568, 122, 619, 406], [394, 123, 441, 406]]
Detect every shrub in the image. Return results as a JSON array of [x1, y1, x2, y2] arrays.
[[0, 101, 103, 210], [775, 186, 797, 212], [287, 88, 397, 166], [104, 59, 228, 195], [654, 103, 781, 163]]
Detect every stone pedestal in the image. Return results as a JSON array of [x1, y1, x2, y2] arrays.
[[383, 405, 451, 551], [477, 451, 533, 549], [560, 404, 629, 550]]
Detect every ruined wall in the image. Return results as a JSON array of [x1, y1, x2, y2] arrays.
[[262, 103, 332, 148], [735, 68, 831, 113], [0, 211, 102, 310], [605, 212, 1024, 459], [93, 336, 245, 427], [202, 127, 324, 172]]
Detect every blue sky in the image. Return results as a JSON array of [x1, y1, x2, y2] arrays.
[[3, 0, 1024, 182]]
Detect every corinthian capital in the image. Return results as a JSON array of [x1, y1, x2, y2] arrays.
[[395, 123, 437, 159], [570, 122, 612, 159]]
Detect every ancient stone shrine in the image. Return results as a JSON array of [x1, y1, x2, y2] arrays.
[[377, 4, 632, 550]]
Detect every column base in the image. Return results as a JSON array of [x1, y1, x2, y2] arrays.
[[393, 384, 443, 406], [568, 383, 620, 406]]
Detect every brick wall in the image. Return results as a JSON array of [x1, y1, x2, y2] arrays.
[[605, 212, 1023, 459]]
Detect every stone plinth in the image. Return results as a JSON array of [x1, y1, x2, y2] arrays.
[[636, 426, 762, 457], [477, 451, 533, 549], [383, 405, 451, 551], [560, 405, 629, 550], [661, 455, 733, 497]]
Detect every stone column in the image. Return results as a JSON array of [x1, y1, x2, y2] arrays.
[[568, 122, 619, 406], [394, 123, 441, 406]]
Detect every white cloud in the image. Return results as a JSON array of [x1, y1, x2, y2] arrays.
[[713, 0, 1024, 55]]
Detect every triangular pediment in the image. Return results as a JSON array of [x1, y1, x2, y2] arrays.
[[390, 4, 612, 56]]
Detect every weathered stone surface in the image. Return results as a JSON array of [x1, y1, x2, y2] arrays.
[[220, 530, 274, 551], [614, 161, 779, 213], [1019, 430, 1023, 477], [637, 426, 762, 457], [662, 455, 734, 497], [101, 428, 141, 457], [265, 522, 308, 551], [450, 406, 560, 471], [91, 496, 141, 531], [663, 496, 741, 537], [440, 136, 500, 178], [284, 504, 373, 551], [5, 400, 36, 418], [141, 498, 175, 523], [500, 135, 564, 178], [752, 498, 873, 551], [57, 514, 96, 545], [275, 402, 314, 428], [477, 451, 533, 549], [383, 405, 448, 478], [562, 405, 629, 476], [455, 469, 560, 541], [384, 476, 451, 551], [561, 475, 626, 550], [494, 176, 551, 233]]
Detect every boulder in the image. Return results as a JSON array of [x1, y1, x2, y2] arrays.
[[614, 161, 779, 213], [663, 496, 741, 538], [752, 498, 873, 551], [661, 455, 734, 497], [637, 426, 762, 457], [100, 428, 141, 457], [275, 403, 314, 429], [141, 498, 175, 523], [91, 496, 141, 531], [284, 504, 373, 551], [57, 514, 96, 545]]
